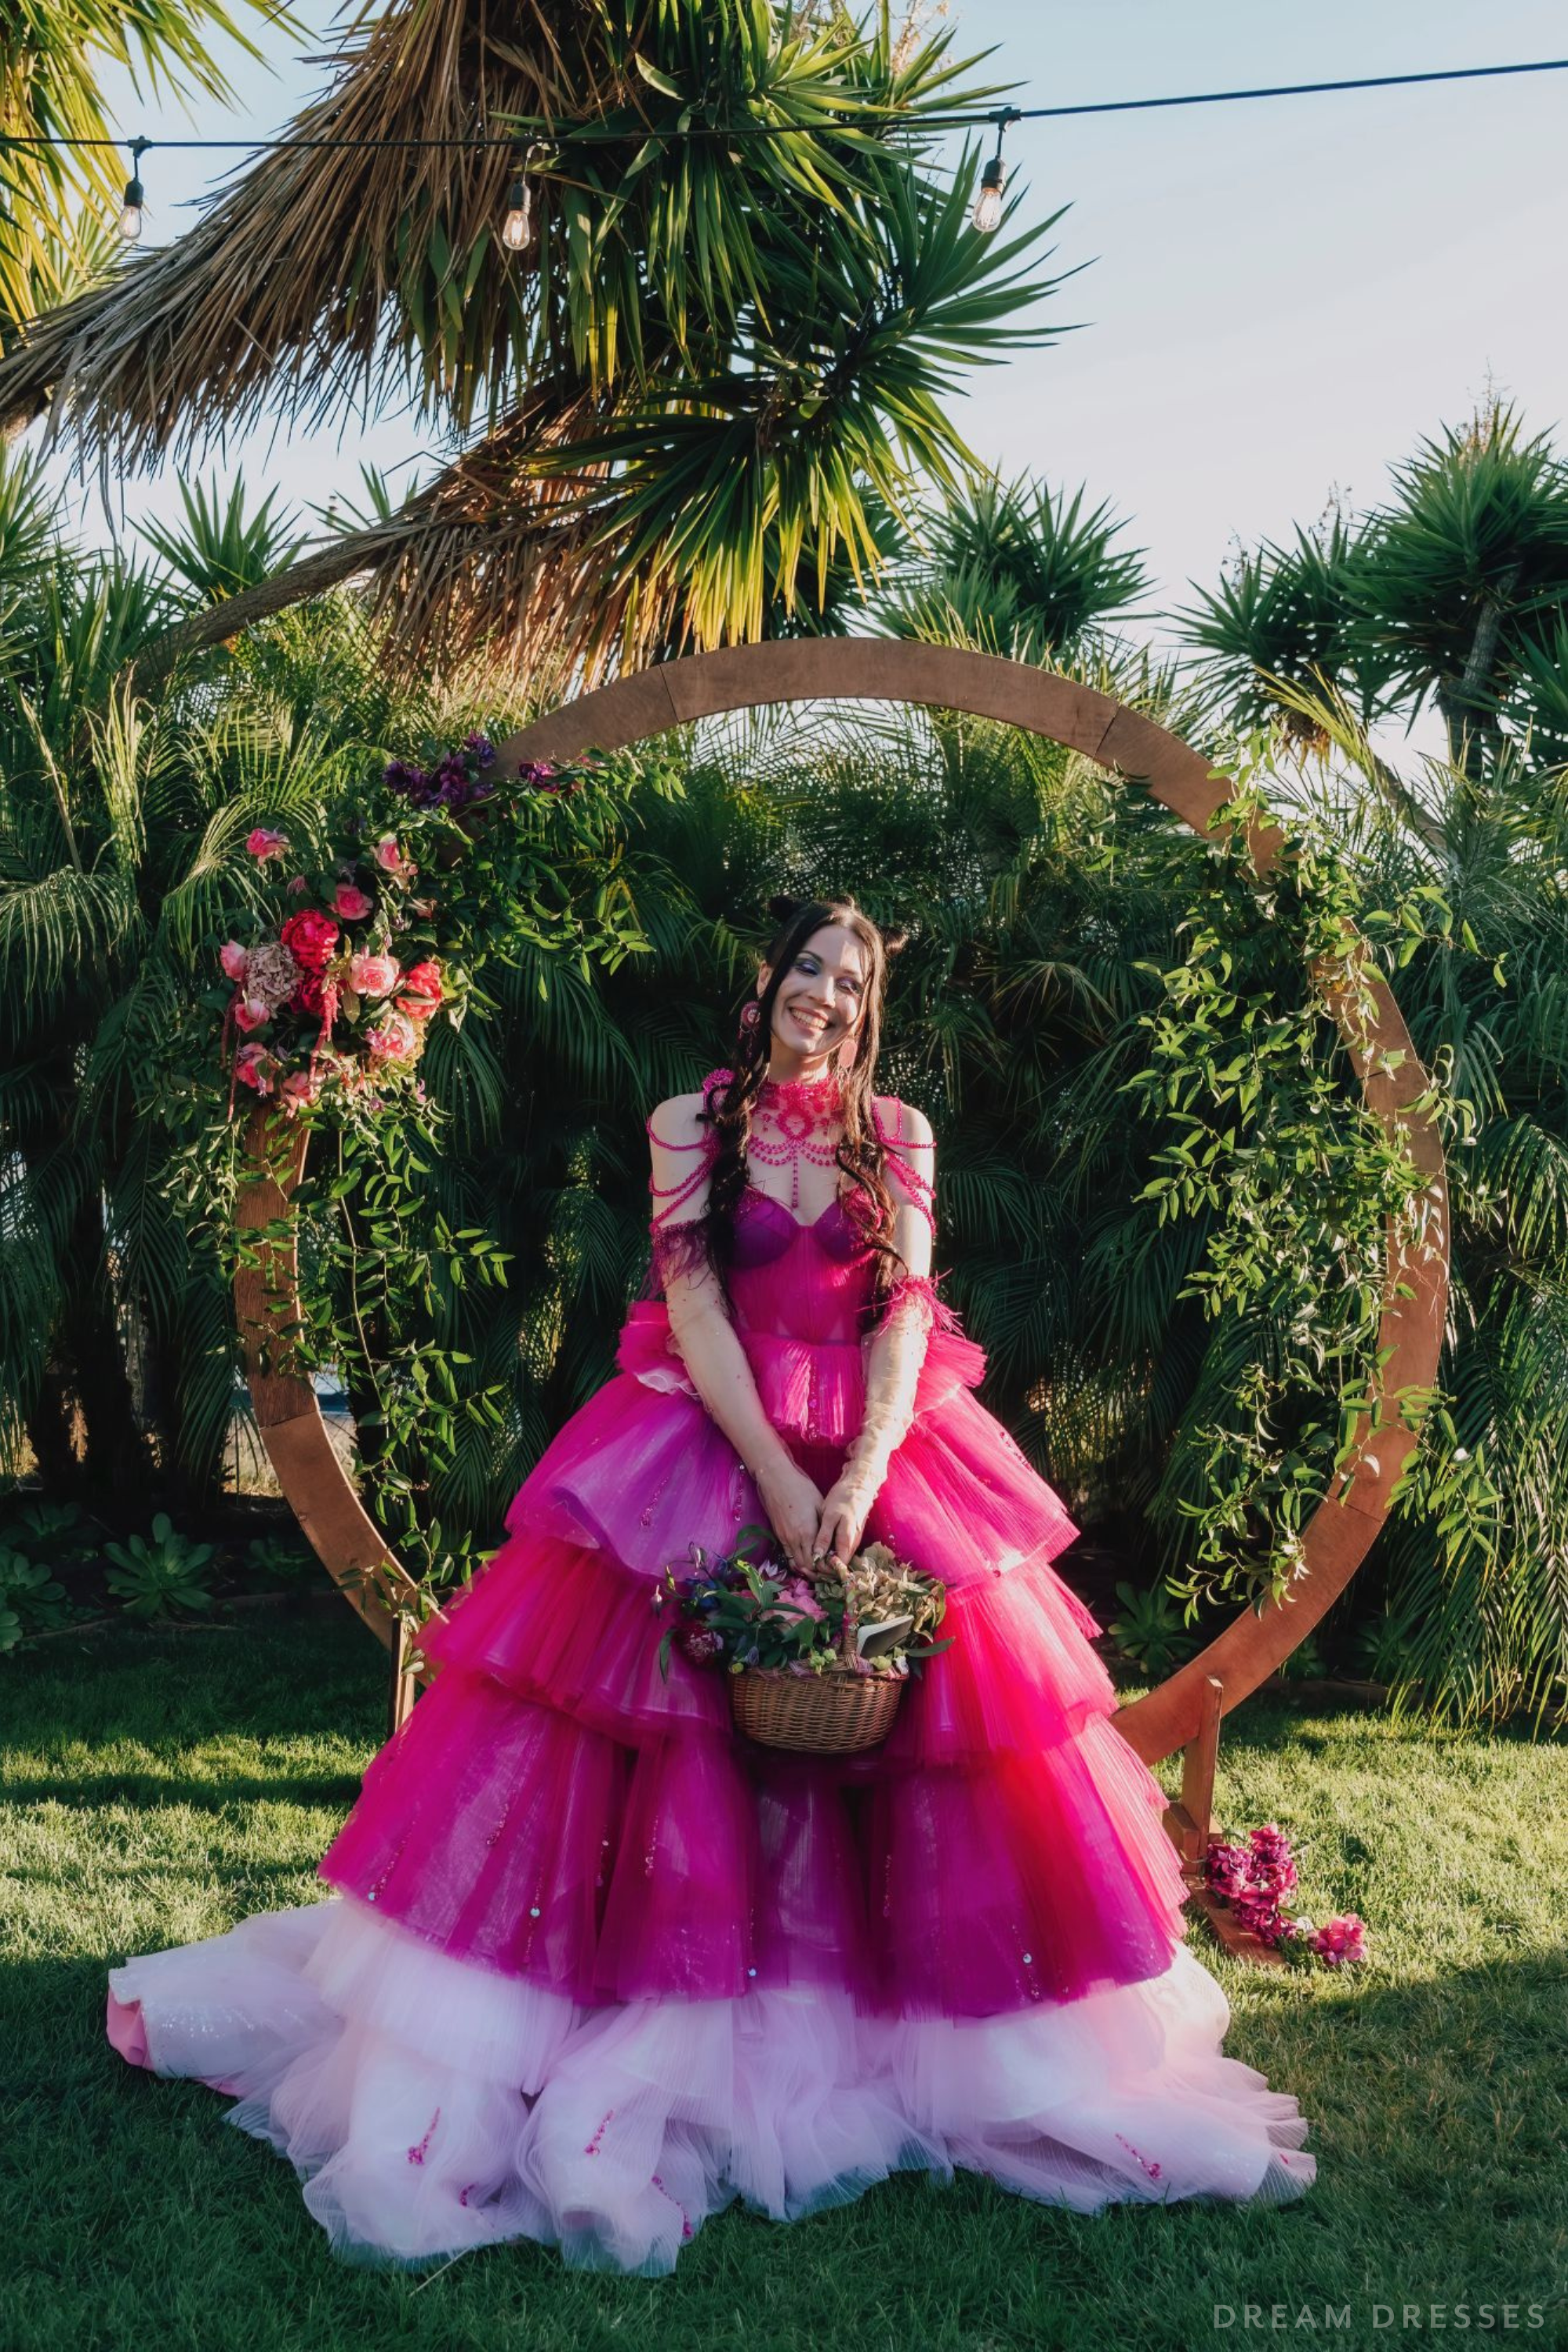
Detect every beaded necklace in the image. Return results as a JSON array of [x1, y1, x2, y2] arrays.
[[748, 1069, 846, 1213], [646, 1065, 846, 1223]]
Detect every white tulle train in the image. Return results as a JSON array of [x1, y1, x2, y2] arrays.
[[107, 1893, 1315, 2275]]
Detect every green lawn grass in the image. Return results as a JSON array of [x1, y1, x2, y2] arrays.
[[4, 1608, 1565, 2352]]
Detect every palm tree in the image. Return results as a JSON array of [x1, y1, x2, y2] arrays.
[[877, 470, 1152, 663], [1178, 406, 1568, 1730], [1178, 401, 1568, 781], [0, 457, 471, 1508], [0, 1, 1068, 684]]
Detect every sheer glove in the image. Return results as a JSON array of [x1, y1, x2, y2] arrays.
[[812, 1284, 932, 1566]]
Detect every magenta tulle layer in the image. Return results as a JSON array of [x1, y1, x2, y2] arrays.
[[105, 1189, 1322, 2271], [503, 1310, 1084, 1591], [316, 1324, 1189, 2019]]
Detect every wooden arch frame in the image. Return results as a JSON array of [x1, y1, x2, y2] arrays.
[[238, 641, 1449, 1785]]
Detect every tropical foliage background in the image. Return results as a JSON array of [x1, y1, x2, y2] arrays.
[[1, 2, 1566, 1741]]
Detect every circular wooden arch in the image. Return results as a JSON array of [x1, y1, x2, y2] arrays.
[[237, 641, 1449, 1767]]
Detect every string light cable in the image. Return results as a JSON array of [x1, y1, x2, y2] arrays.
[[0, 54, 1563, 241]]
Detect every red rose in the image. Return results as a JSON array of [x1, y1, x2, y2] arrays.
[[280, 909, 340, 971], [289, 972, 325, 1018], [396, 958, 443, 1020]]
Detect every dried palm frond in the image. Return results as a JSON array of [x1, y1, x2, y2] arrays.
[[2, 0, 996, 467], [129, 138, 1066, 688], [1, 0, 281, 348], [0, 0, 567, 459]]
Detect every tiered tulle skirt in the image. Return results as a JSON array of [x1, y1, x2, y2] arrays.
[[105, 1341, 1318, 2270]]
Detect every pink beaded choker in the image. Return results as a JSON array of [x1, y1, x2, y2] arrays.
[[757, 1067, 844, 1116]]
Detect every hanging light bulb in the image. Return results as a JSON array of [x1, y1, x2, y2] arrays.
[[501, 175, 532, 252], [972, 111, 1017, 235], [500, 142, 539, 253], [119, 137, 150, 243]]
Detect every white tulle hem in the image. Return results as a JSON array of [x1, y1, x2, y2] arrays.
[[108, 1894, 1316, 2275]]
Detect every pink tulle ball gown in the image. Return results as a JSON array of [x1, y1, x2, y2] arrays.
[[105, 1066, 1316, 2275]]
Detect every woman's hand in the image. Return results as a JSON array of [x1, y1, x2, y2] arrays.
[[813, 1472, 877, 1571], [753, 1454, 828, 1577]]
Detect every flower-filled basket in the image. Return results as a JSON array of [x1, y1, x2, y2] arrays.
[[654, 1525, 952, 1756]]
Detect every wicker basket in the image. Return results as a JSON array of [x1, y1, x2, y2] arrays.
[[730, 1663, 904, 1755]]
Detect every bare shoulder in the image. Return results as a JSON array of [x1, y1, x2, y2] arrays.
[[872, 1092, 935, 1151], [648, 1091, 714, 1148]]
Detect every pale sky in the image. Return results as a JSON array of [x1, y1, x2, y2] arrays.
[[31, 0, 1568, 736]]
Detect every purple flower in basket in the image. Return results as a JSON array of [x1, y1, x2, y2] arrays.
[[674, 1624, 724, 1667]]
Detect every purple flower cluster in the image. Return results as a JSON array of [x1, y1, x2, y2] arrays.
[[1202, 1820, 1367, 1969], [383, 732, 499, 811], [516, 757, 581, 798]]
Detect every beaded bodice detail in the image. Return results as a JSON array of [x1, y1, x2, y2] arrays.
[[743, 1069, 848, 1216], [643, 1065, 940, 1348]]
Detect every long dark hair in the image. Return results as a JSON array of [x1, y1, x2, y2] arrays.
[[681, 894, 913, 1319]]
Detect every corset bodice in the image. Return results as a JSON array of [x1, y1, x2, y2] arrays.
[[728, 1181, 878, 1346]]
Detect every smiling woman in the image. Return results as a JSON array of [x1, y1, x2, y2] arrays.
[[102, 626, 1452, 2284], [107, 872, 1328, 2275]]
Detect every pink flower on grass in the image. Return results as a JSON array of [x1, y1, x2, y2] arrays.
[[1203, 1841, 1254, 1902], [349, 951, 400, 999], [333, 883, 374, 921], [1311, 1914, 1367, 1968], [245, 826, 290, 861], [220, 940, 249, 981]]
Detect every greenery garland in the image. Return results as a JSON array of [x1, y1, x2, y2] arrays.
[[1122, 744, 1471, 1623], [160, 730, 681, 1592], [151, 719, 1478, 1647]]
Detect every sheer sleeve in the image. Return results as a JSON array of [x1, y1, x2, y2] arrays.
[[644, 1092, 722, 1301], [868, 1094, 962, 1337]]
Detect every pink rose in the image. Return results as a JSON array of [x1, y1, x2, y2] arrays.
[[280, 909, 339, 971], [395, 958, 443, 1020], [349, 951, 400, 999], [245, 826, 290, 861], [231, 995, 272, 1033], [332, 883, 374, 921], [234, 1044, 276, 1094], [220, 940, 249, 982], [1312, 1914, 1367, 1968], [372, 835, 415, 877], [279, 1069, 318, 1109], [365, 1009, 418, 1064], [285, 873, 308, 896]]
